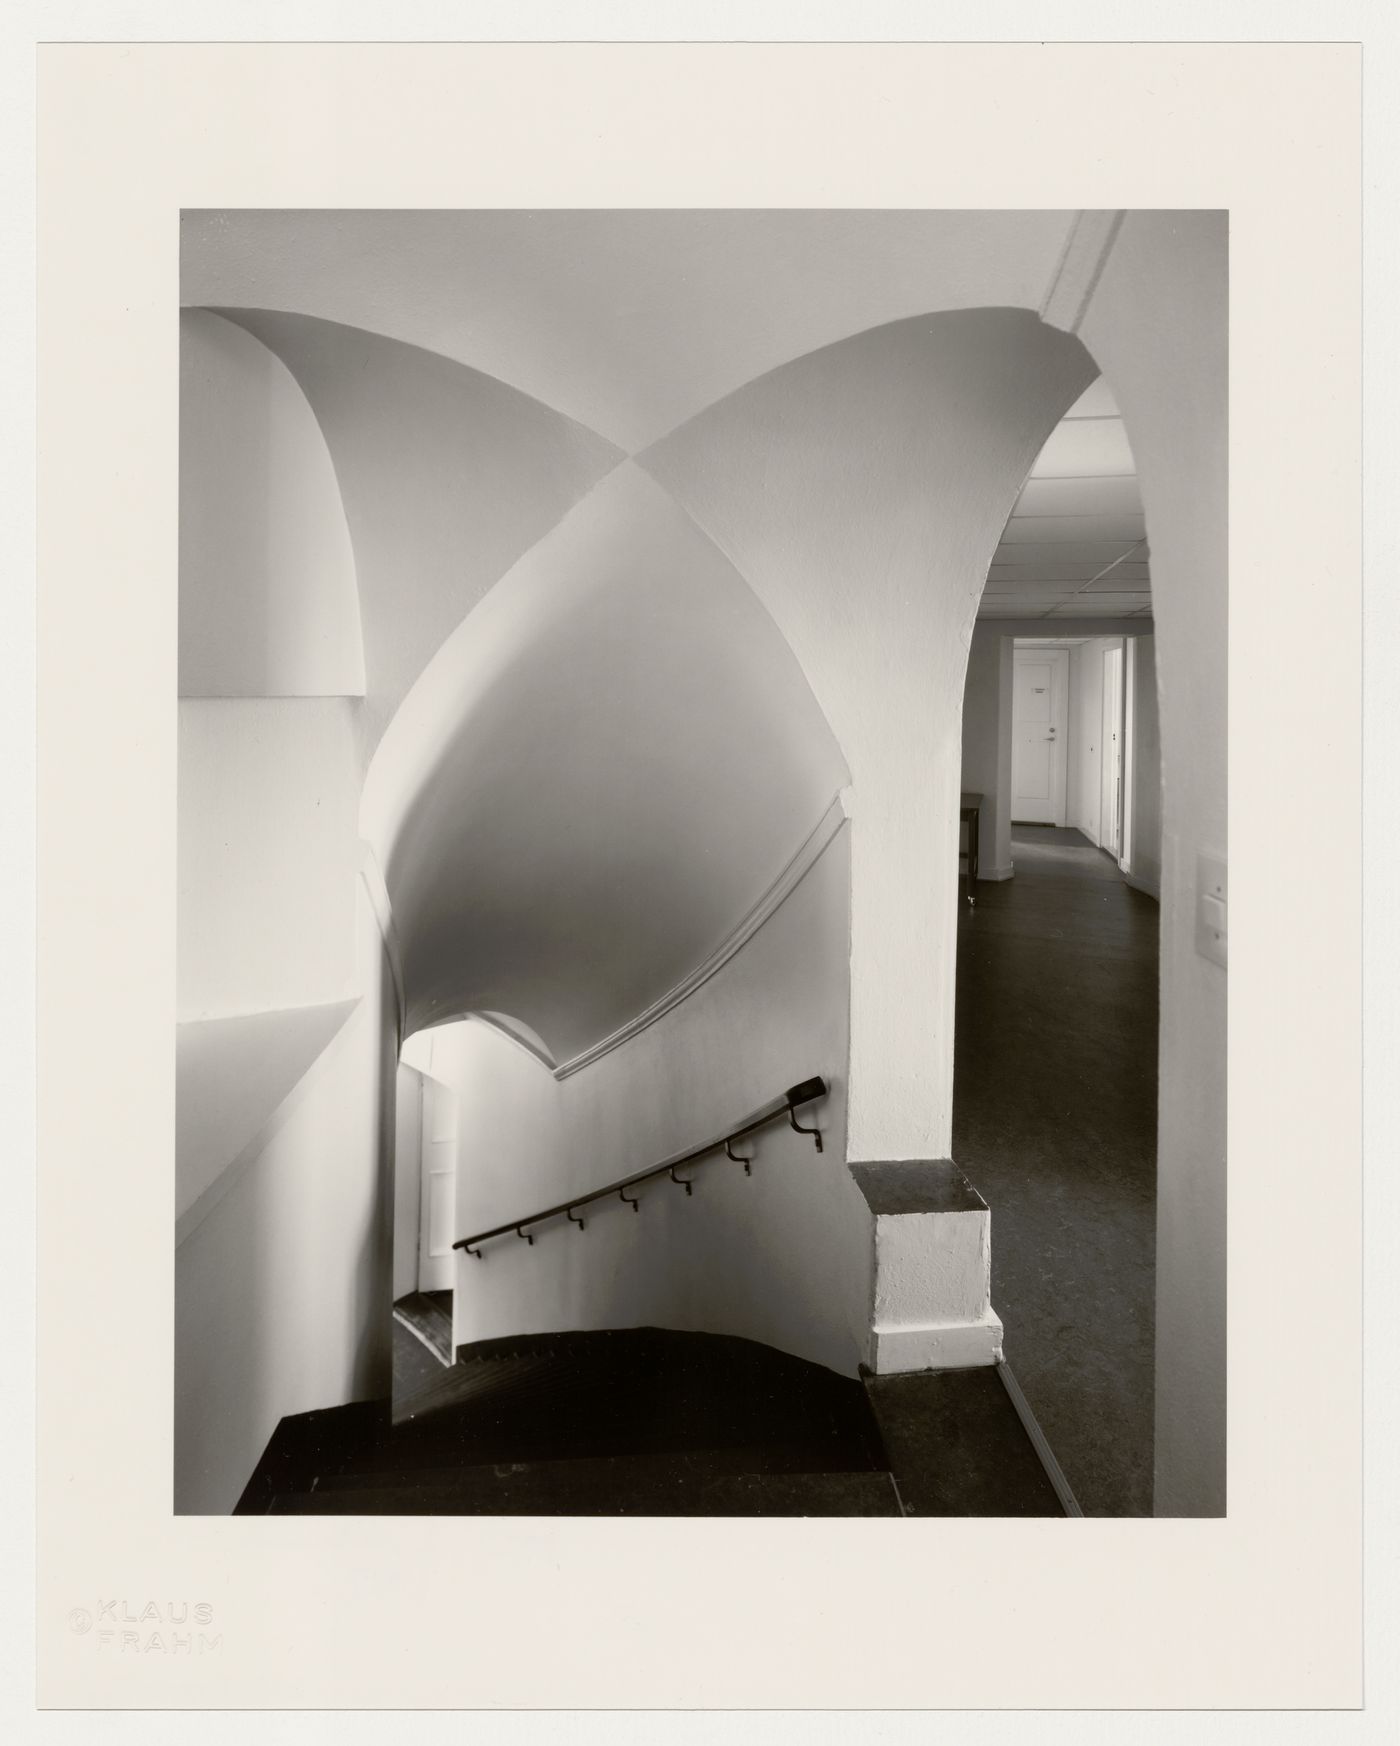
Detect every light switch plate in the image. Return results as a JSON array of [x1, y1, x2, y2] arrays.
[[1196, 851, 1227, 968]]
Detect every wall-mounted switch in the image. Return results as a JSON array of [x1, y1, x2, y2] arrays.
[[1196, 852, 1227, 968]]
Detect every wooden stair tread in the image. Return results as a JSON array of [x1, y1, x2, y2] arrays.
[[270, 1466, 903, 1517]]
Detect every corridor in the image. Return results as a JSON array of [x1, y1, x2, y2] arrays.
[[953, 823, 1159, 1516]]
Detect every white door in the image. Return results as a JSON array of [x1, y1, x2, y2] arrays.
[[1100, 644, 1125, 857], [1012, 648, 1069, 825], [417, 1074, 458, 1293]]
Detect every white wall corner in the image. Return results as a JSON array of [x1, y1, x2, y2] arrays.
[[358, 841, 406, 1034]]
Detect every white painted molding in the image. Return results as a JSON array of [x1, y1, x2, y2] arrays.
[[868, 1312, 1005, 1374], [870, 1314, 1005, 1374], [176, 998, 365, 1249], [554, 791, 851, 1080], [1040, 210, 1127, 335], [977, 864, 1015, 883], [358, 842, 406, 1033], [472, 1011, 559, 1073]]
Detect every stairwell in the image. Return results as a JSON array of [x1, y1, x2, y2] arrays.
[[235, 1318, 1069, 1518]]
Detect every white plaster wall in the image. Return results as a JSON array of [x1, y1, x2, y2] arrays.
[[873, 1211, 990, 1328], [644, 309, 1099, 1163], [1126, 634, 1163, 898], [175, 998, 356, 1223], [1076, 212, 1227, 1515], [419, 828, 872, 1378], [177, 698, 360, 1021], [221, 308, 623, 759], [368, 463, 849, 1054], [179, 310, 364, 698], [959, 626, 1014, 877], [174, 891, 397, 1513]]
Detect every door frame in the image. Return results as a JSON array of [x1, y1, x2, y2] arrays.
[[1100, 642, 1125, 857]]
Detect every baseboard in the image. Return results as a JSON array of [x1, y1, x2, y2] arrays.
[[868, 1311, 1004, 1374], [997, 1361, 1084, 1517], [977, 863, 1014, 883], [1121, 867, 1161, 901]]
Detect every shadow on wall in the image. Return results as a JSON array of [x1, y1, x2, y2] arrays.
[[411, 825, 872, 1381]]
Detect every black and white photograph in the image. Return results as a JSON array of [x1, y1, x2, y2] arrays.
[[24, 23, 1376, 1724], [174, 207, 1221, 1523]]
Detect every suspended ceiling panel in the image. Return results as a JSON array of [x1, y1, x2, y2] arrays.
[[978, 378, 1154, 624]]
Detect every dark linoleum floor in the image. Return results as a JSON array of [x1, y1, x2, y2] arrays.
[[954, 824, 1158, 1516]]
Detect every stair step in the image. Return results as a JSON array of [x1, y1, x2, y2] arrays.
[[233, 1398, 387, 1515], [331, 1413, 878, 1479], [270, 1466, 903, 1517], [312, 1443, 874, 1494], [386, 1329, 886, 1472]]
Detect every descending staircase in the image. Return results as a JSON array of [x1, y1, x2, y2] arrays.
[[236, 1320, 1070, 1517]]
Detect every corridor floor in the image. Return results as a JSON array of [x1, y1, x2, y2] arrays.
[[953, 824, 1159, 1516]]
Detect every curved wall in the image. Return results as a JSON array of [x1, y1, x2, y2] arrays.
[[218, 308, 624, 758], [367, 462, 850, 1054], [179, 310, 364, 698], [415, 823, 868, 1378], [182, 208, 1078, 450]]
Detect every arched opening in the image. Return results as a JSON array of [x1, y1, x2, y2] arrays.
[[953, 370, 1164, 1516]]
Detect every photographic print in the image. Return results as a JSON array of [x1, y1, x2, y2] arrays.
[[174, 207, 1219, 1523]]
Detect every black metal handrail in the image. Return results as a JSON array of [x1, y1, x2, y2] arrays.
[[452, 1077, 828, 1259]]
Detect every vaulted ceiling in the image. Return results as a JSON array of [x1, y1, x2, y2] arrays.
[[181, 210, 1115, 1060], [180, 208, 1079, 452]]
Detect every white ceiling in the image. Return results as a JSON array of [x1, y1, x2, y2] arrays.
[[978, 375, 1154, 624], [181, 208, 1077, 452]]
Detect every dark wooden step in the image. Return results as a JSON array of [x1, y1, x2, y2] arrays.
[[234, 1398, 388, 1515], [312, 1442, 877, 1495], [270, 1466, 902, 1517], [388, 1326, 886, 1470]]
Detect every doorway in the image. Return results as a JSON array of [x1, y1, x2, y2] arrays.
[[391, 1057, 458, 1375], [417, 1073, 458, 1294], [1011, 646, 1069, 825]]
